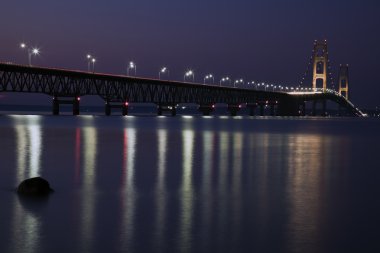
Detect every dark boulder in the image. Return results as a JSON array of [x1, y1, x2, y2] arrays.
[[17, 177, 54, 196]]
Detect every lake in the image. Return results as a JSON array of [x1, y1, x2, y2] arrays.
[[0, 115, 379, 253]]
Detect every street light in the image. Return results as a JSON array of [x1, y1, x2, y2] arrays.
[[91, 58, 96, 73], [204, 74, 214, 84], [87, 54, 91, 71], [20, 43, 40, 66], [234, 79, 243, 88], [184, 70, 194, 82], [219, 77, 230, 86], [127, 61, 137, 76], [248, 81, 256, 89], [86, 54, 96, 72], [159, 67, 169, 79]]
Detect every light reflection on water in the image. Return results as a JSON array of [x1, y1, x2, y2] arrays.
[[200, 131, 214, 250], [179, 128, 195, 253], [231, 132, 243, 245], [0, 116, 379, 253], [154, 128, 167, 251], [217, 131, 229, 248], [10, 116, 43, 253], [120, 127, 137, 250], [10, 201, 40, 253], [14, 116, 42, 180], [80, 124, 98, 253], [285, 134, 332, 253]]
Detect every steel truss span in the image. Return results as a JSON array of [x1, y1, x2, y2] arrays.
[[0, 63, 363, 117]]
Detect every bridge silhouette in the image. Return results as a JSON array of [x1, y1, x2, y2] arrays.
[[0, 62, 364, 117]]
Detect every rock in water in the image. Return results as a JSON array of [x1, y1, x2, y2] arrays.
[[17, 177, 53, 196]]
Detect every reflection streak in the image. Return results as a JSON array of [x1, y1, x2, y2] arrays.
[[28, 124, 42, 177], [80, 126, 97, 252], [154, 129, 168, 251], [14, 116, 43, 179], [286, 134, 325, 252], [201, 131, 214, 249], [120, 128, 137, 250], [10, 116, 43, 253], [15, 125, 27, 182], [179, 130, 195, 253], [257, 134, 270, 228], [217, 132, 229, 247], [74, 128, 81, 183], [231, 132, 243, 244]]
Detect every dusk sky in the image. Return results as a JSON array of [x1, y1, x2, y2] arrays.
[[1, 0, 379, 108]]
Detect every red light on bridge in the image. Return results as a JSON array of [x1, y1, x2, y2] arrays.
[[125, 102, 129, 106], [238, 104, 242, 108], [77, 97, 81, 101], [212, 104, 215, 108]]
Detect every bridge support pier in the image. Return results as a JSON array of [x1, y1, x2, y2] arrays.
[[122, 103, 129, 116], [277, 97, 300, 116], [198, 104, 215, 116], [105, 101, 129, 116], [259, 104, 265, 116], [157, 103, 177, 116], [300, 102, 306, 116], [228, 104, 241, 116], [52, 96, 80, 115], [312, 100, 327, 116], [105, 103, 111, 116], [73, 98, 80, 115], [312, 101, 317, 116], [158, 106, 162, 116], [270, 105, 275, 116], [53, 97, 59, 115], [247, 103, 257, 116], [171, 106, 177, 116]]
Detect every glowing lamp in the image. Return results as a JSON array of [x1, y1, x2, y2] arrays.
[[32, 48, 40, 55]]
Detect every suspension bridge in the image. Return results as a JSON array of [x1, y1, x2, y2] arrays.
[[0, 41, 365, 117]]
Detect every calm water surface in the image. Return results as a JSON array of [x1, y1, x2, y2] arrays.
[[0, 115, 379, 253]]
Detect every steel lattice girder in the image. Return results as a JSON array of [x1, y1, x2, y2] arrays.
[[0, 63, 362, 116]]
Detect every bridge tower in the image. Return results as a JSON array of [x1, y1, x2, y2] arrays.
[[338, 64, 349, 99], [312, 40, 329, 91]]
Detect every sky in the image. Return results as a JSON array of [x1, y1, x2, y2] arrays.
[[0, 0, 379, 108]]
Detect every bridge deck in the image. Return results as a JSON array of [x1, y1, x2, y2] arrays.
[[0, 63, 364, 116]]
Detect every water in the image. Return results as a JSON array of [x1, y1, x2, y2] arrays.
[[0, 115, 379, 253]]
